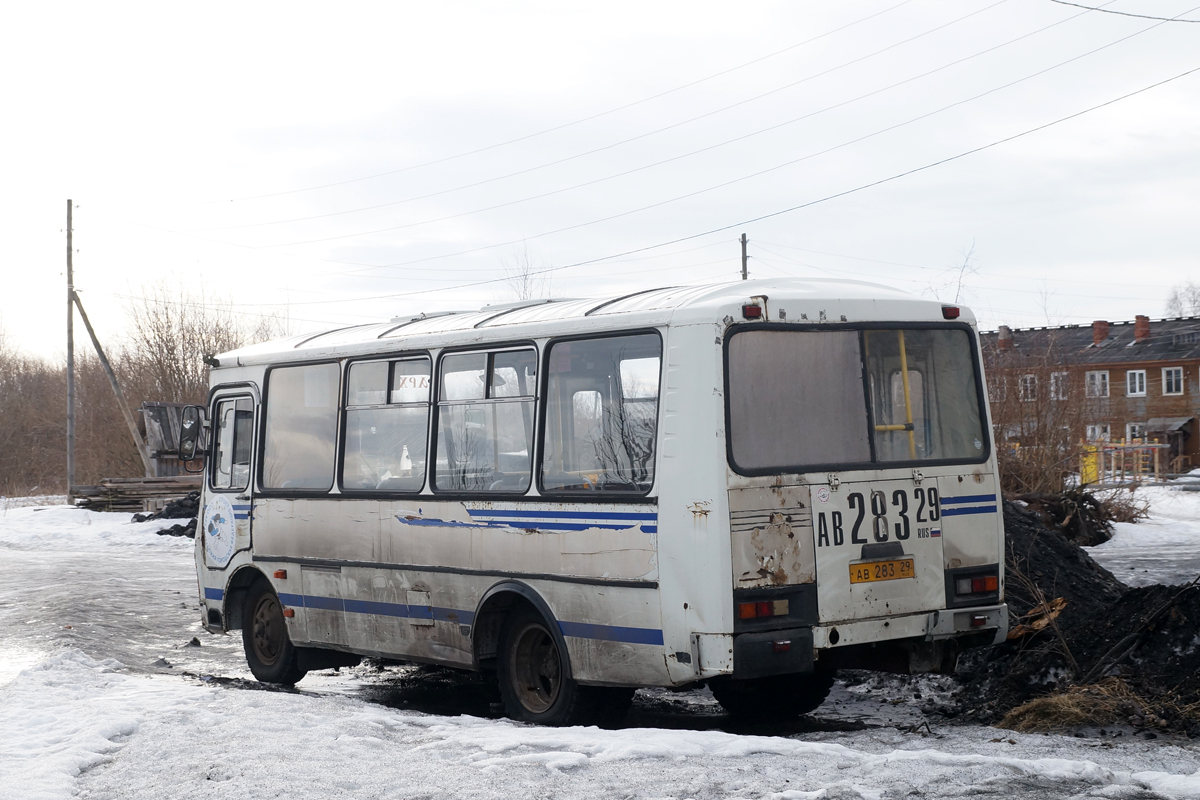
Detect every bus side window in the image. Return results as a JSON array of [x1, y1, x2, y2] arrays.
[[434, 349, 536, 493], [212, 397, 253, 491], [341, 357, 431, 492], [262, 363, 341, 491], [540, 333, 661, 494]]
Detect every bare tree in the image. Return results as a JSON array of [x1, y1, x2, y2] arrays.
[[1166, 281, 1200, 317], [121, 283, 288, 404], [502, 242, 552, 301], [984, 333, 1100, 495], [922, 241, 981, 304]]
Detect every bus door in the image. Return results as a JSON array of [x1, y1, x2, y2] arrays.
[[202, 391, 257, 569]]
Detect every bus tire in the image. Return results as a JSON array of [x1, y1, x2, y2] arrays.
[[710, 670, 835, 719], [242, 579, 306, 685], [497, 606, 596, 726]]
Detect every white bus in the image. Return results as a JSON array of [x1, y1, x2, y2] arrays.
[[182, 278, 1007, 725]]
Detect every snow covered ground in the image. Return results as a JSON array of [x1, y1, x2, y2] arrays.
[[1091, 485, 1200, 588], [4, 494, 1200, 799]]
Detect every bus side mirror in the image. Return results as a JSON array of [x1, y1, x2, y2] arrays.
[[179, 405, 207, 462]]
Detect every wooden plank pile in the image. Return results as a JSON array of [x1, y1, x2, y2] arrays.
[[72, 476, 203, 513]]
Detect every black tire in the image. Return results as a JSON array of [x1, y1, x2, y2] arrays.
[[497, 606, 597, 725], [242, 579, 307, 685], [711, 670, 835, 720]]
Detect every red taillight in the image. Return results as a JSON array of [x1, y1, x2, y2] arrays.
[[971, 576, 999, 593], [971, 614, 988, 627], [742, 304, 763, 319], [772, 640, 791, 653], [942, 306, 960, 320], [738, 599, 790, 619], [282, 608, 295, 618]]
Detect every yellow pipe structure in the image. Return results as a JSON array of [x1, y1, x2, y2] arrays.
[[897, 330, 917, 459]]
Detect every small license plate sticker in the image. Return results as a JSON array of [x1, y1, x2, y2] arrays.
[[849, 558, 915, 584]]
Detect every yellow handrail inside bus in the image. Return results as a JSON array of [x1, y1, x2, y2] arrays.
[[897, 330, 916, 459], [867, 330, 917, 458]]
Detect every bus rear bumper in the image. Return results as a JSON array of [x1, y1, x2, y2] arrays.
[[811, 603, 1008, 651]]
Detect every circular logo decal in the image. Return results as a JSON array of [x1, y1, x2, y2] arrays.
[[204, 494, 237, 567], [815, 486, 831, 504]]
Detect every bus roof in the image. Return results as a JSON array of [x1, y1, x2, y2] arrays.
[[212, 278, 973, 367]]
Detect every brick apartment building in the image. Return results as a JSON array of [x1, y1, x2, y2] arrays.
[[979, 315, 1200, 472]]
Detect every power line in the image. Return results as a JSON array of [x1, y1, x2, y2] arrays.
[[221, 62, 1200, 308], [302, 10, 1187, 265], [1048, 0, 1200, 21], [203, 0, 917, 204], [189, 0, 1010, 233], [754, 240, 1186, 289]]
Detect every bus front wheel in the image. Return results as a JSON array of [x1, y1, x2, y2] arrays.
[[242, 579, 306, 685], [497, 606, 595, 726]]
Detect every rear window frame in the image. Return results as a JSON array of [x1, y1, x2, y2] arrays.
[[722, 321, 991, 477]]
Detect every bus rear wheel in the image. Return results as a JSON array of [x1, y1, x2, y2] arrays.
[[497, 606, 596, 726], [242, 579, 306, 685], [710, 670, 835, 720]]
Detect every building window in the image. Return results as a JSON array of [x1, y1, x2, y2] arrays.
[[1050, 371, 1069, 401], [1126, 370, 1146, 397], [1126, 422, 1146, 441], [1085, 370, 1109, 398], [989, 377, 1007, 403], [1163, 366, 1184, 396], [1019, 374, 1037, 402], [1086, 423, 1110, 442]]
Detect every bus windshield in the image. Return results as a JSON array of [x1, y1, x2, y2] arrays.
[[727, 327, 986, 473]]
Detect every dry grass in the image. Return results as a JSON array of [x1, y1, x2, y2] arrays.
[[998, 679, 1200, 733], [1091, 488, 1152, 524]]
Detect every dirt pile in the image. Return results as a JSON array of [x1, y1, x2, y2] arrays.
[[132, 491, 199, 538], [953, 500, 1200, 733], [1015, 488, 1118, 547]]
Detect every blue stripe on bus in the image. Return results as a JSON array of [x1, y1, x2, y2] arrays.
[[305, 594, 344, 612], [558, 621, 665, 646], [204, 587, 224, 601], [467, 510, 657, 521], [940, 505, 998, 517], [397, 514, 656, 532], [941, 494, 997, 505], [266, 592, 657, 645], [231, 504, 252, 510], [479, 521, 653, 532]]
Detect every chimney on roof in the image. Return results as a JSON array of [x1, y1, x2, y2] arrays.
[[998, 325, 1013, 351], [1134, 315, 1151, 343], [1092, 319, 1109, 345]]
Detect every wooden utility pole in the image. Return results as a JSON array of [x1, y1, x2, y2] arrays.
[[72, 291, 156, 478], [740, 233, 748, 280], [66, 200, 76, 503]]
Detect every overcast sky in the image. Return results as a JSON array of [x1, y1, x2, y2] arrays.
[[2, 0, 1198, 359]]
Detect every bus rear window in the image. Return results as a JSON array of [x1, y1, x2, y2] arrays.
[[726, 327, 986, 473], [728, 331, 870, 472]]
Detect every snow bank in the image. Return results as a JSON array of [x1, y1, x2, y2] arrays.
[[0, 505, 193, 552], [0, 495, 67, 511], [7, 650, 1200, 800], [1092, 487, 1200, 587], [0, 650, 210, 800]]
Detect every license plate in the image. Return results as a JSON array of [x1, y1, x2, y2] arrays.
[[849, 558, 915, 584]]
